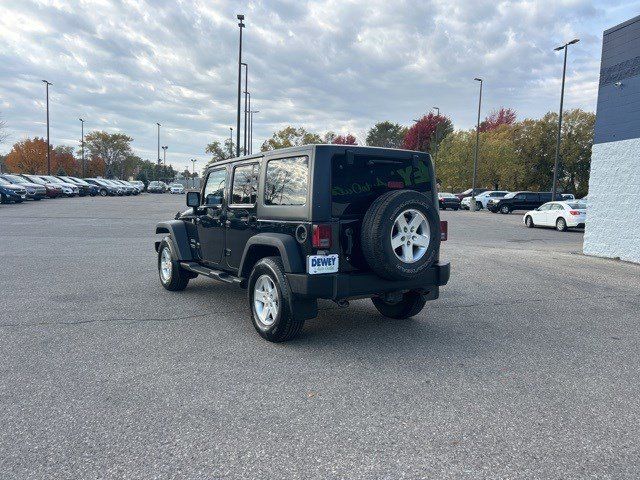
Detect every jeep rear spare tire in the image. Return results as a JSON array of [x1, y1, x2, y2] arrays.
[[361, 190, 439, 280]]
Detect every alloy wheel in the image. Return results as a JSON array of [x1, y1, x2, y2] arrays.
[[253, 275, 279, 326], [390, 209, 431, 263]]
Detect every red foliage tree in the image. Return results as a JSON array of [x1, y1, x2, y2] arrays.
[[479, 107, 516, 132], [402, 113, 452, 152], [332, 134, 357, 145]]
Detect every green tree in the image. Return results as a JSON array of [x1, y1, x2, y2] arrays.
[[84, 131, 134, 178], [261, 126, 322, 151], [557, 109, 595, 197], [205, 139, 235, 166], [366, 121, 407, 148]]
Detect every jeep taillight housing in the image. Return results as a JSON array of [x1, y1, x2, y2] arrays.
[[440, 221, 448, 241], [312, 224, 332, 249]]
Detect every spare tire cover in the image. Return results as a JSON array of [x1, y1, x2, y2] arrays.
[[360, 190, 439, 280]]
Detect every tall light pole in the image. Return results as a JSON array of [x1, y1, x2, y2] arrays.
[[42, 80, 53, 174], [79, 118, 85, 177], [241, 62, 248, 155], [470, 78, 483, 212], [250, 110, 259, 155], [432, 106, 440, 167], [190, 158, 197, 189], [552, 38, 580, 201], [156, 123, 161, 165], [162, 145, 168, 166], [229, 127, 233, 157], [236, 14, 245, 158]]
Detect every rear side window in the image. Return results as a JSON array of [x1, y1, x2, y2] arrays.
[[231, 163, 259, 205], [539, 193, 552, 202], [264, 156, 308, 206], [332, 154, 432, 217], [203, 168, 226, 202], [525, 193, 538, 201]]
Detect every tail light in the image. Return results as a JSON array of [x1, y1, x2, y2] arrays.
[[569, 210, 581, 216], [312, 224, 332, 249], [440, 221, 448, 241]]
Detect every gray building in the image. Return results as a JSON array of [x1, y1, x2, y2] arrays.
[[584, 15, 640, 263]]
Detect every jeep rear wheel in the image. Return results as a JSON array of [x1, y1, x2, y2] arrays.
[[500, 205, 511, 214], [248, 257, 304, 342], [361, 190, 439, 280], [372, 291, 426, 319]]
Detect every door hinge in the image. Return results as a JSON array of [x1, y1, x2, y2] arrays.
[[224, 248, 231, 256]]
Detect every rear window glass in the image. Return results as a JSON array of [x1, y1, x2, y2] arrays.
[[568, 202, 585, 209], [332, 154, 432, 216], [264, 156, 308, 206], [231, 163, 259, 205]]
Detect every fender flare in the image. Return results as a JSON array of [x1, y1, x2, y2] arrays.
[[155, 220, 193, 261], [238, 233, 304, 278]]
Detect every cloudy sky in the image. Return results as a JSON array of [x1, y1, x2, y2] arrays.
[[0, 0, 638, 172]]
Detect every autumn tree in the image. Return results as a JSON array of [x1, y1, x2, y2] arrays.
[[332, 134, 357, 145], [84, 131, 134, 177], [53, 145, 79, 176], [5, 137, 49, 173], [261, 126, 322, 151], [402, 113, 453, 156], [366, 121, 407, 148], [479, 108, 517, 132]]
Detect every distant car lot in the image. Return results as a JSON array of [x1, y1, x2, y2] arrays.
[[1, 194, 638, 478]]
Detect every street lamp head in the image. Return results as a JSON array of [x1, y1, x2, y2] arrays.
[[554, 45, 564, 51], [156, 122, 161, 127], [474, 77, 482, 82], [237, 14, 244, 20], [568, 38, 580, 45], [79, 118, 84, 122], [42, 79, 53, 85]]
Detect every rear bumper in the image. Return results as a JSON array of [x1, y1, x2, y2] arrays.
[[286, 261, 451, 300]]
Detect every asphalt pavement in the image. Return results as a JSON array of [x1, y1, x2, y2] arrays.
[[1, 194, 639, 479]]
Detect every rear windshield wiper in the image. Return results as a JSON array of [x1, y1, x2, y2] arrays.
[[366, 159, 405, 166]]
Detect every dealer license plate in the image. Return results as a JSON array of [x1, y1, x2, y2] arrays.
[[307, 254, 339, 274]]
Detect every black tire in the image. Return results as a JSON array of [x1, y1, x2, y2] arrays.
[[500, 205, 511, 214], [372, 291, 426, 319], [361, 190, 439, 280], [525, 215, 535, 228], [476, 201, 483, 210], [157, 239, 190, 291], [248, 256, 304, 342], [452, 207, 459, 211], [556, 217, 567, 232], [99, 189, 107, 197]]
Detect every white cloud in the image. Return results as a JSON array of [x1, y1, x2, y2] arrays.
[[0, 0, 637, 172]]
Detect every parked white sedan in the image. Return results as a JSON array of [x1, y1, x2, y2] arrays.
[[523, 201, 586, 232], [169, 183, 185, 194]]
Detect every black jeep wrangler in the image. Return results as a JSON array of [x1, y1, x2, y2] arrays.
[[155, 145, 450, 342]]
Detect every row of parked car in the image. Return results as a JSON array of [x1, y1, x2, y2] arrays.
[[0, 174, 147, 203], [147, 181, 186, 194], [437, 188, 586, 231]]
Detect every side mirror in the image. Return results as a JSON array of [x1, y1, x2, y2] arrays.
[[186, 191, 200, 207], [205, 194, 223, 206]]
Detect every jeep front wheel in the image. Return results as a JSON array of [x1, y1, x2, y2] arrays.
[[157, 239, 190, 291], [372, 291, 426, 319], [248, 257, 304, 342]]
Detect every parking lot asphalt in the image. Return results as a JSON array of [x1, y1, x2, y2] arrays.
[[1, 194, 639, 479]]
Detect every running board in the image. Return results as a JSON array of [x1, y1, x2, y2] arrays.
[[180, 262, 242, 284]]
